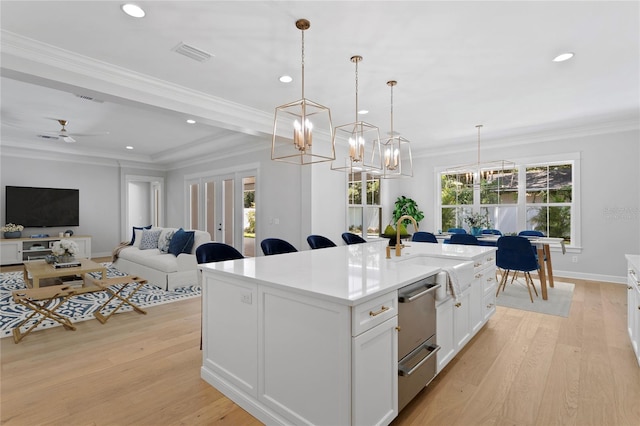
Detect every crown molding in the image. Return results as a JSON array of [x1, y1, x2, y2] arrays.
[[412, 113, 640, 159], [0, 30, 274, 137]]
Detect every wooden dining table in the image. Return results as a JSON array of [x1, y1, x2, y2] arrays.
[[476, 235, 566, 300]]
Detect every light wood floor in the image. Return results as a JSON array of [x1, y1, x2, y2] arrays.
[[1, 264, 639, 425]]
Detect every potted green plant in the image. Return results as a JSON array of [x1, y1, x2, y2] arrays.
[[382, 196, 425, 243]]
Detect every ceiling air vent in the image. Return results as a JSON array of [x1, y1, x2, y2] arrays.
[[75, 94, 104, 103], [172, 42, 213, 62]]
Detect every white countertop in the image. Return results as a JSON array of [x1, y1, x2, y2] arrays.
[[627, 254, 640, 272], [200, 240, 496, 305]]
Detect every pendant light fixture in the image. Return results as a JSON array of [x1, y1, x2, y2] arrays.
[[381, 80, 413, 179], [272, 19, 335, 165], [331, 55, 382, 173], [445, 125, 516, 188]]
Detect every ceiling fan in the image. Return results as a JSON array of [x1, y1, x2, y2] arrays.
[[38, 119, 109, 143]]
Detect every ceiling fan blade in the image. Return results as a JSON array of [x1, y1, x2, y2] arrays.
[[62, 135, 76, 143]]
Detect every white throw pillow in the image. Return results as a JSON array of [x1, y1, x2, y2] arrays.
[[158, 230, 175, 253], [132, 229, 144, 248], [139, 229, 162, 250]]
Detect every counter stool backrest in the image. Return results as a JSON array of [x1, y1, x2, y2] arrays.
[[260, 238, 298, 256], [412, 232, 438, 243], [307, 235, 337, 249], [341, 232, 366, 245]]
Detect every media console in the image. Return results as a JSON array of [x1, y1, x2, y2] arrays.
[[0, 235, 91, 266]]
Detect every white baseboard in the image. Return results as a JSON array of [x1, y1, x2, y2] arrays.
[[552, 269, 626, 284]]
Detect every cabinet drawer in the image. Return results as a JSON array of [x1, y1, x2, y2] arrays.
[[480, 268, 497, 295], [473, 252, 496, 272], [483, 292, 496, 320], [352, 292, 398, 336]]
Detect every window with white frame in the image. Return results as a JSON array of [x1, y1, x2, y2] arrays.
[[348, 172, 382, 239], [439, 160, 575, 244]]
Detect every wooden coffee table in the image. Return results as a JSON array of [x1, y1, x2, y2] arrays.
[[22, 259, 107, 294]]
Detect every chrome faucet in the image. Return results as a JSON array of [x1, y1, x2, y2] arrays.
[[386, 215, 419, 258]]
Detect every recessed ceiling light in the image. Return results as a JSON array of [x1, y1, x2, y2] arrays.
[[552, 52, 574, 62], [186, 119, 196, 124], [126, 146, 134, 150], [358, 109, 369, 115], [279, 75, 293, 83], [121, 3, 145, 18]]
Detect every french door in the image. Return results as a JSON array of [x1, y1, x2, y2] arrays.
[[186, 169, 257, 257]]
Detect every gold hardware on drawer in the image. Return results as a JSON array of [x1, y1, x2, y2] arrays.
[[487, 303, 494, 308], [475, 273, 482, 279], [487, 277, 494, 282], [487, 256, 494, 261], [630, 286, 634, 290], [395, 326, 401, 332], [455, 302, 462, 308], [474, 262, 481, 267], [369, 305, 390, 317]]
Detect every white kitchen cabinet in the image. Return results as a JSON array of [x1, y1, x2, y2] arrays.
[[0, 240, 22, 265], [453, 286, 472, 349], [627, 255, 640, 367], [201, 270, 399, 426], [436, 250, 497, 373], [436, 297, 455, 372], [0, 235, 92, 265], [352, 316, 398, 426]]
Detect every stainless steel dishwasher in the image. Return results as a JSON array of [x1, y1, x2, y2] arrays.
[[397, 272, 444, 411]]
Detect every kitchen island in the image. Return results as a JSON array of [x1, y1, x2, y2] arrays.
[[199, 240, 496, 425]]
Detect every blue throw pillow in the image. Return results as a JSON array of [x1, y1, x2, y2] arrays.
[[130, 225, 152, 245], [169, 228, 195, 256]]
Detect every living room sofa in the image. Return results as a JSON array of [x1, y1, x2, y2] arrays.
[[113, 227, 211, 291]]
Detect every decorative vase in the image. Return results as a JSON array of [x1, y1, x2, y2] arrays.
[[3, 231, 21, 239], [57, 254, 75, 263], [471, 227, 482, 236]]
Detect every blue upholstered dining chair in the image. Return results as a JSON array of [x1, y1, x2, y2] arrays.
[[341, 232, 366, 245], [260, 238, 298, 256], [482, 229, 503, 236], [496, 236, 539, 303], [518, 230, 545, 237], [411, 232, 438, 243], [307, 234, 337, 250], [447, 228, 467, 234], [518, 230, 546, 262], [449, 234, 480, 246]]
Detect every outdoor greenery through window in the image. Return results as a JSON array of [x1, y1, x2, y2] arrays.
[[440, 162, 573, 243], [348, 172, 382, 238]]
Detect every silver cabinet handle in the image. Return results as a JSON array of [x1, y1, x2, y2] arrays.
[[398, 284, 441, 303], [398, 343, 440, 377]]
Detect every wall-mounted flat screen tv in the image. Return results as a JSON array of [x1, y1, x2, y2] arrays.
[[5, 186, 80, 227]]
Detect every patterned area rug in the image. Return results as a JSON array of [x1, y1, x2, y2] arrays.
[[0, 263, 200, 338]]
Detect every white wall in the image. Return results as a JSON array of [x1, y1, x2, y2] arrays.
[[3, 128, 636, 281], [386, 128, 640, 282], [0, 155, 121, 257], [127, 181, 151, 228], [165, 142, 308, 251]]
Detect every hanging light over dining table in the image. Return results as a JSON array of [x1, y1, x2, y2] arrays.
[[271, 19, 335, 165]]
